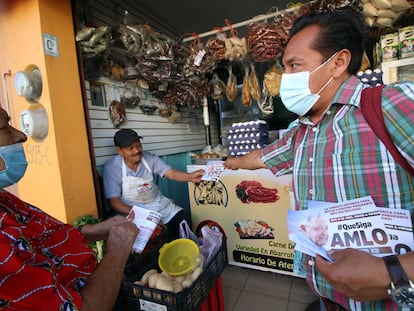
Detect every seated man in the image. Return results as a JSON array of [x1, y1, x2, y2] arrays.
[[103, 129, 204, 239]]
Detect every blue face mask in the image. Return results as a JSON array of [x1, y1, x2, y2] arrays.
[[0, 143, 28, 189], [280, 53, 337, 116]]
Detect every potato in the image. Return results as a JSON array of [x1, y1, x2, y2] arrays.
[[140, 269, 157, 286], [182, 276, 193, 288], [148, 273, 162, 288], [161, 271, 173, 280], [174, 276, 185, 284], [191, 267, 203, 281], [155, 277, 174, 292], [172, 280, 184, 293]]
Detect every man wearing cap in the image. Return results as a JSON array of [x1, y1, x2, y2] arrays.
[[103, 129, 204, 239]]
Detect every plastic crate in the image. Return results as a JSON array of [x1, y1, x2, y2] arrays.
[[122, 238, 227, 311]]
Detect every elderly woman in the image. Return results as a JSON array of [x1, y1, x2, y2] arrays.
[[0, 107, 139, 310]]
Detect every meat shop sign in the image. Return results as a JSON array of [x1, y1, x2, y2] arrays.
[[233, 241, 295, 272]]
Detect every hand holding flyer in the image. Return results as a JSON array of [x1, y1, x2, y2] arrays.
[[128, 205, 161, 253], [288, 196, 414, 261], [201, 160, 225, 182]]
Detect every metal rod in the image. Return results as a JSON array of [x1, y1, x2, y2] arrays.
[[182, 6, 300, 43]]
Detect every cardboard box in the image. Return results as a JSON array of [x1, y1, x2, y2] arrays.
[[381, 32, 399, 62], [399, 26, 414, 59]]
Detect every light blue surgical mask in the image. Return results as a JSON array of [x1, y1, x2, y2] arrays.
[[280, 53, 337, 116], [0, 143, 28, 189]]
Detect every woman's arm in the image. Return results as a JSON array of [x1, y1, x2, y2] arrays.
[[79, 220, 138, 311]]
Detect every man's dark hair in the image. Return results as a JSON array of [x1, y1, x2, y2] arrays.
[[288, 11, 365, 75]]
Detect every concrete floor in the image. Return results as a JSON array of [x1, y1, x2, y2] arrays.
[[221, 264, 318, 311]]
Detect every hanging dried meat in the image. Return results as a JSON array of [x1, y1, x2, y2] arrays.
[[180, 34, 217, 78], [310, 0, 363, 15], [226, 66, 238, 103], [109, 100, 127, 128], [162, 76, 208, 109], [206, 35, 226, 60], [247, 21, 281, 62], [224, 36, 248, 61], [241, 65, 252, 106], [249, 64, 261, 102], [223, 20, 248, 62], [263, 64, 283, 97], [76, 25, 112, 58], [208, 73, 227, 100]]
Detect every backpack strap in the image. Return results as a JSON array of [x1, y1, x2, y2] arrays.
[[360, 85, 414, 177]]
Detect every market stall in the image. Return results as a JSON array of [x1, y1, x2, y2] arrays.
[[187, 165, 296, 275], [74, 0, 414, 275]]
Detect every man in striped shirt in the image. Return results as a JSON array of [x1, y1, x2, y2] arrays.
[[224, 10, 414, 311]]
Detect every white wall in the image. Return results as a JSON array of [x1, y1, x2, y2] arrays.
[[85, 79, 219, 167]]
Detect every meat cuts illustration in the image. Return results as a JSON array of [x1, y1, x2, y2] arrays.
[[234, 219, 274, 239], [235, 180, 279, 204]]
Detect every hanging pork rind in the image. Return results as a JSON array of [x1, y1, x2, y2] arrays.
[[223, 20, 248, 62], [206, 35, 226, 60], [226, 66, 238, 103], [109, 100, 127, 128], [249, 64, 261, 102], [263, 65, 283, 97], [242, 65, 252, 106], [208, 73, 227, 100]]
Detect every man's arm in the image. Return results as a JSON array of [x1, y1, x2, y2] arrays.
[[80, 220, 138, 311], [108, 197, 131, 216], [223, 149, 267, 170], [163, 168, 204, 183]]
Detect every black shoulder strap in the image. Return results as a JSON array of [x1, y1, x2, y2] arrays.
[[360, 86, 414, 177]]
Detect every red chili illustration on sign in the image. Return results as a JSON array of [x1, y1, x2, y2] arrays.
[[235, 180, 279, 204]]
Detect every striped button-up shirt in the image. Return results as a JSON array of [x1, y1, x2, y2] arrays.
[[261, 76, 414, 310]]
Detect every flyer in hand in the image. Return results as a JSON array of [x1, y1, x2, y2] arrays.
[[201, 160, 225, 182], [287, 196, 414, 262], [128, 205, 161, 253]]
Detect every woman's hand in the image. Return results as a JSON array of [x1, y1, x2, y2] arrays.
[[81, 215, 132, 242]]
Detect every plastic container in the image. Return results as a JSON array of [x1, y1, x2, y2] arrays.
[[122, 238, 227, 311], [158, 238, 201, 276]]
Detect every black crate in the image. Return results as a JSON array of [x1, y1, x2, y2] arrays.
[[122, 238, 227, 311]]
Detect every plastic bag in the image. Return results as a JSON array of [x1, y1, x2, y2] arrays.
[[179, 220, 223, 266], [179, 220, 200, 244], [199, 225, 223, 265]]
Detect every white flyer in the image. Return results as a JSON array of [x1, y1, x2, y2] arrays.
[[128, 205, 161, 253], [201, 160, 225, 182], [288, 196, 414, 261]]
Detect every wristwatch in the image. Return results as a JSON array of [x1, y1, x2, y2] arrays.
[[383, 254, 414, 308]]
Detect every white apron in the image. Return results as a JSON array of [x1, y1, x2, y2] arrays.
[[121, 158, 181, 223]]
